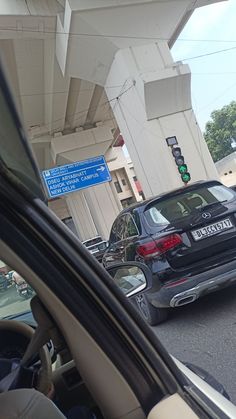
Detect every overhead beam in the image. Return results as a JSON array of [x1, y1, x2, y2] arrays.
[[65, 78, 95, 129]]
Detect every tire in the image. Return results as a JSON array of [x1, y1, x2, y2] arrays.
[[135, 294, 168, 326]]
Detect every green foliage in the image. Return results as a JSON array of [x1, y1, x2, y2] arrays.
[[204, 101, 236, 162]]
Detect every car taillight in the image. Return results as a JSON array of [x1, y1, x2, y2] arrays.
[[137, 234, 182, 259]]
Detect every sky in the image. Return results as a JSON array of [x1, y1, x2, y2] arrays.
[[172, 0, 236, 132]]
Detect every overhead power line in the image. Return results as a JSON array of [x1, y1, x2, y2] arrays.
[[1, 25, 236, 44], [30, 82, 135, 134], [192, 72, 236, 76], [181, 45, 236, 61], [16, 84, 124, 98]]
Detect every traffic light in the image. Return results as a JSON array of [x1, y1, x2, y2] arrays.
[[172, 146, 191, 184]]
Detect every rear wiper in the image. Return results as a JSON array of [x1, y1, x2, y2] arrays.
[[200, 200, 227, 211]]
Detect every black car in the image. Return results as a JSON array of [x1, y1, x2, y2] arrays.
[[230, 184, 236, 192], [82, 236, 108, 262], [103, 180, 236, 325], [0, 273, 7, 292]]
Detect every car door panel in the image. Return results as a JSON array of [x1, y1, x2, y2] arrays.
[[148, 394, 198, 419]]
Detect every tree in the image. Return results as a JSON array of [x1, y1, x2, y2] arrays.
[[204, 101, 236, 162]]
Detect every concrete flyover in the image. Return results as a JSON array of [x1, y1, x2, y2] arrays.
[[0, 0, 222, 240]]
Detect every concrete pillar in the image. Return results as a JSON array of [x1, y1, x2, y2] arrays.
[[66, 191, 98, 241], [105, 42, 219, 198], [84, 182, 121, 240], [51, 125, 121, 240]]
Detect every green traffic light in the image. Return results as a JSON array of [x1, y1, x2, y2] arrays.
[[181, 172, 191, 183], [178, 164, 187, 174]]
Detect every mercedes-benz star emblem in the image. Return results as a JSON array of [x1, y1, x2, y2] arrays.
[[201, 212, 211, 219]]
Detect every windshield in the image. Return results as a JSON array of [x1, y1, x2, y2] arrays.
[[0, 262, 35, 320], [1, 0, 236, 411], [144, 184, 235, 226], [0, 67, 46, 202]]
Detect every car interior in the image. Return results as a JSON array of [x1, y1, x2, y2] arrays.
[[0, 236, 202, 419]]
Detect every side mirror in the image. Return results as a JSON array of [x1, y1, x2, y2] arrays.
[[107, 262, 152, 298]]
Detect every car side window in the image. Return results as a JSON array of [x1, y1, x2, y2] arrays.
[[0, 258, 35, 319], [132, 211, 141, 234], [124, 214, 139, 238], [109, 220, 118, 244], [116, 216, 126, 241]]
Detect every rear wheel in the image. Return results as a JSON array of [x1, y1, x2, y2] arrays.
[[135, 294, 168, 326]]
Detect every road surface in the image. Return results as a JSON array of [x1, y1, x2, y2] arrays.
[[0, 285, 31, 318], [153, 284, 236, 403]]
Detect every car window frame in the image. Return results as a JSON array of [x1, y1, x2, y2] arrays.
[[0, 172, 188, 409], [115, 215, 126, 242], [109, 218, 118, 244], [123, 213, 140, 239]]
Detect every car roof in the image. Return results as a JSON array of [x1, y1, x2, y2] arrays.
[[119, 179, 223, 215]]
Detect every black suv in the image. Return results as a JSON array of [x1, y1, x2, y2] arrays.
[[103, 180, 236, 325]]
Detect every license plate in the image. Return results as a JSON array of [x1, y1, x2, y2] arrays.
[[191, 218, 233, 241], [18, 283, 27, 289]]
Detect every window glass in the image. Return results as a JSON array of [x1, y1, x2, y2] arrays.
[[208, 185, 234, 202], [116, 216, 126, 241], [0, 261, 35, 320], [83, 237, 103, 247], [124, 215, 138, 238], [0, 80, 45, 201], [149, 207, 169, 225], [114, 181, 122, 193], [144, 184, 235, 226], [132, 211, 141, 234], [109, 220, 118, 244]]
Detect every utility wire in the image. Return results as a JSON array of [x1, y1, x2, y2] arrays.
[[2, 26, 236, 63], [16, 84, 124, 98], [1, 25, 236, 44], [30, 82, 135, 134], [181, 45, 236, 61], [192, 72, 236, 76], [197, 81, 236, 114]]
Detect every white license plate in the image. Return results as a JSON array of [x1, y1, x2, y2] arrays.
[[191, 218, 233, 241]]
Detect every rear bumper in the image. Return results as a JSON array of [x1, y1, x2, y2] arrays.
[[147, 259, 236, 308]]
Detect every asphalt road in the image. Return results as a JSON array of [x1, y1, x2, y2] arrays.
[[0, 285, 31, 318], [153, 284, 236, 403]]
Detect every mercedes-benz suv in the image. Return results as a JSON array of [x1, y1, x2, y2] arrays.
[[103, 180, 236, 325]]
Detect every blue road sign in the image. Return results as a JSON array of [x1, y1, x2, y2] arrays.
[[42, 155, 111, 198]]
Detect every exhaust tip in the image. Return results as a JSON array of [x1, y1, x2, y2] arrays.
[[174, 294, 197, 307]]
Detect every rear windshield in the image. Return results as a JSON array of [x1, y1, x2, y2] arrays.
[[83, 237, 103, 247], [88, 242, 107, 252], [144, 184, 235, 226]]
